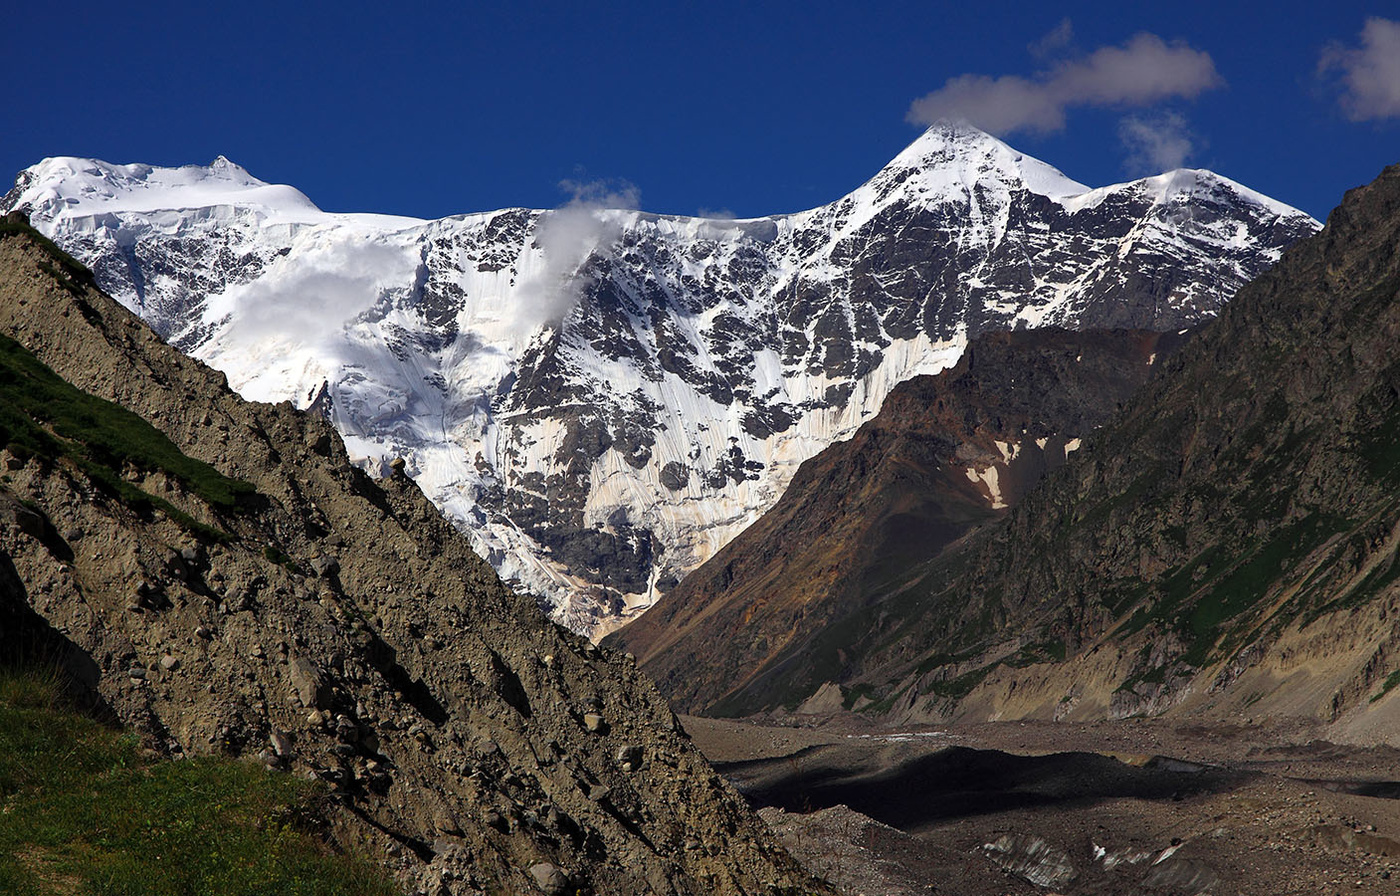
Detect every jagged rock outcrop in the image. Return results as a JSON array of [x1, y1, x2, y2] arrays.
[[3, 124, 1318, 635], [0, 214, 824, 895], [687, 162, 1400, 735], [608, 328, 1186, 714]]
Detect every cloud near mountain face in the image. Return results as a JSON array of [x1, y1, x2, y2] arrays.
[[1320, 17, 1400, 121], [509, 177, 641, 340], [907, 32, 1222, 137], [1118, 111, 1196, 174]]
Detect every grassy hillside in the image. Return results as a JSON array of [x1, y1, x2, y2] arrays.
[[0, 668, 397, 896], [0, 331, 257, 527]]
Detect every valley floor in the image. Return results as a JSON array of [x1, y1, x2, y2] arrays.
[[684, 715, 1400, 896]]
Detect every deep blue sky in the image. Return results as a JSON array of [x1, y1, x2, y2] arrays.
[[4, 2, 1397, 222]]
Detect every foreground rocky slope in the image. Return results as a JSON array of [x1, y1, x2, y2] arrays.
[[705, 162, 1400, 735], [3, 124, 1317, 634], [609, 328, 1187, 714], [0, 214, 821, 896]]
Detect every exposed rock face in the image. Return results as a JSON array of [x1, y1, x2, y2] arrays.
[[693, 162, 1400, 732], [608, 328, 1185, 714], [0, 217, 823, 895], [3, 125, 1318, 635]]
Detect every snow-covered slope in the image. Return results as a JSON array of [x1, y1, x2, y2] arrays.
[[2, 123, 1320, 636]]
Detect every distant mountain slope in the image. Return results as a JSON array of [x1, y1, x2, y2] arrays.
[[608, 328, 1187, 713], [701, 162, 1400, 735], [0, 213, 821, 896], [2, 125, 1318, 635]]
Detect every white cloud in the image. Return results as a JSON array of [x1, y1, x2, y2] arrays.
[[696, 206, 737, 220], [1028, 18, 1075, 60], [509, 177, 641, 339], [1119, 111, 1196, 173], [907, 32, 1223, 136], [909, 72, 1067, 134], [1320, 17, 1400, 121], [217, 239, 414, 363], [556, 177, 641, 211]]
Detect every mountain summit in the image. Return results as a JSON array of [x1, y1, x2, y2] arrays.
[[877, 119, 1090, 199], [2, 125, 1319, 634]]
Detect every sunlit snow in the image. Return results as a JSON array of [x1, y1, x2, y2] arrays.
[[7, 122, 1320, 636]]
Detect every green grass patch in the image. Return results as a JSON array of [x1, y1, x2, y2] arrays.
[[1371, 670, 1400, 704], [1358, 400, 1400, 485], [1185, 521, 1314, 638], [0, 215, 95, 289], [840, 683, 877, 711], [921, 665, 994, 701], [1116, 664, 1168, 695], [1005, 639, 1066, 666], [1112, 515, 1343, 671], [1070, 466, 1165, 532], [857, 684, 911, 715], [0, 667, 397, 896], [263, 545, 304, 575], [1300, 543, 1400, 629], [913, 646, 982, 676], [0, 333, 257, 533]]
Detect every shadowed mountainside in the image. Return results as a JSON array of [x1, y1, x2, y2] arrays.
[[713, 162, 1400, 731], [609, 328, 1186, 714]]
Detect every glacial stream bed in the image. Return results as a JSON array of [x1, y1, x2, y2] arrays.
[[683, 715, 1400, 896]]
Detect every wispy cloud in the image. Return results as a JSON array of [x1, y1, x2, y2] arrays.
[[907, 32, 1223, 137], [1319, 17, 1400, 121], [1118, 111, 1197, 174], [1027, 18, 1075, 61], [696, 207, 736, 220], [556, 177, 641, 211], [217, 239, 413, 362], [509, 176, 641, 340]]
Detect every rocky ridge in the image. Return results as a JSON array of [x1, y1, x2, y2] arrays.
[[694, 162, 1400, 735], [0, 214, 823, 896], [2, 124, 1319, 635]]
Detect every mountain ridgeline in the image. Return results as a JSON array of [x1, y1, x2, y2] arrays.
[[0, 214, 823, 896], [646, 162, 1400, 733], [2, 124, 1318, 635]]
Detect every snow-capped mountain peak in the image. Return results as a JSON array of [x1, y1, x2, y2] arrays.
[[882, 120, 1090, 200], [9, 155, 326, 222], [3, 128, 1320, 636]]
